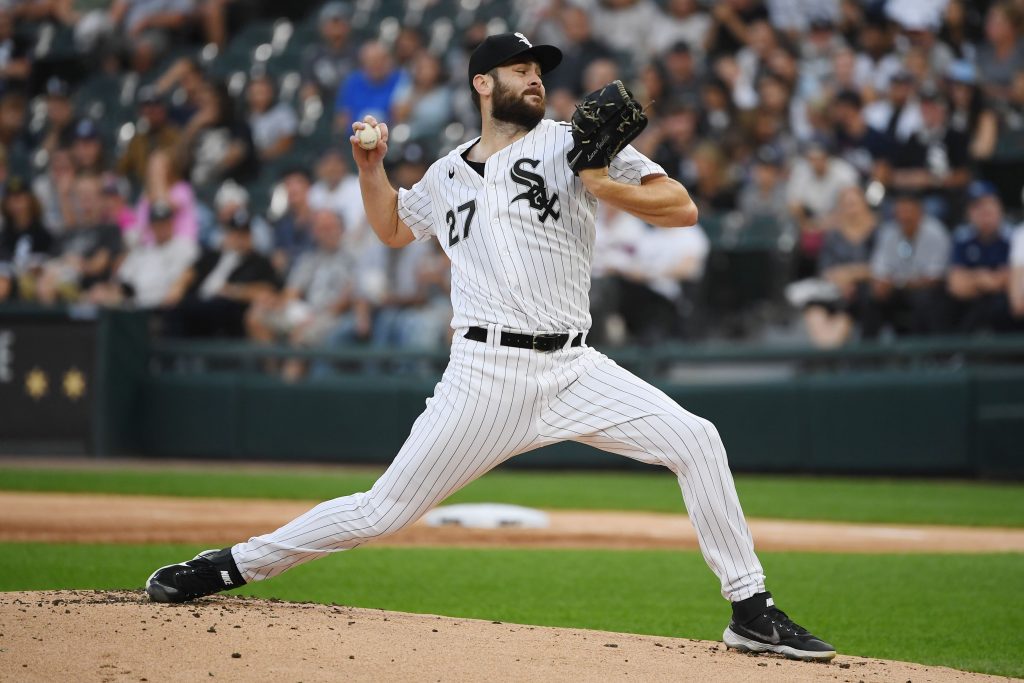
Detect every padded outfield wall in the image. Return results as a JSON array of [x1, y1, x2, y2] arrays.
[[2, 309, 1022, 477]]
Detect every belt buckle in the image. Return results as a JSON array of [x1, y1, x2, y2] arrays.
[[532, 333, 562, 353]]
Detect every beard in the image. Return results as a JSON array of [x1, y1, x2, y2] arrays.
[[491, 77, 545, 129]]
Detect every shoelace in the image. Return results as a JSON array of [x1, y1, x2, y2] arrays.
[[764, 607, 810, 637]]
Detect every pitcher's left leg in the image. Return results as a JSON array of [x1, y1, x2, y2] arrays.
[[540, 353, 835, 660]]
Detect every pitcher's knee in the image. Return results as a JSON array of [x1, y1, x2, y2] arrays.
[[349, 490, 421, 542]]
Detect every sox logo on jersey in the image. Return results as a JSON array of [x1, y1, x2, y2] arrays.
[[511, 158, 560, 223], [229, 119, 767, 608]]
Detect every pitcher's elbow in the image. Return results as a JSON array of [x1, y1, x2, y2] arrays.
[[679, 202, 698, 227]]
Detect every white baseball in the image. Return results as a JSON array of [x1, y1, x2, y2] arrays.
[[357, 124, 380, 150]]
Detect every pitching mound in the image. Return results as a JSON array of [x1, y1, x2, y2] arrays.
[[0, 591, 1003, 682]]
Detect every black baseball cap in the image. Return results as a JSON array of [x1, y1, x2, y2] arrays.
[[149, 201, 174, 222], [468, 32, 562, 86], [226, 208, 251, 231]]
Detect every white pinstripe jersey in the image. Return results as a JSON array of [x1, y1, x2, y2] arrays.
[[397, 119, 665, 333]]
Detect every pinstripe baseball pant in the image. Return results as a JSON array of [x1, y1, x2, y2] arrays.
[[232, 331, 766, 601]]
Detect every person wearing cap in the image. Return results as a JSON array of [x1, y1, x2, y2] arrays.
[[862, 187, 951, 338], [90, 201, 197, 309], [142, 30, 835, 666], [887, 85, 970, 223], [70, 118, 108, 175], [117, 86, 181, 187], [864, 69, 924, 143], [36, 78, 76, 155], [738, 145, 789, 227], [211, 179, 273, 254], [946, 181, 1014, 332], [162, 208, 278, 337], [300, 1, 358, 103]]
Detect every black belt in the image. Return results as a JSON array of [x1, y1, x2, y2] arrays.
[[464, 326, 583, 353]]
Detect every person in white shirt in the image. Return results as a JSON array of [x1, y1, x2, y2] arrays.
[[108, 201, 197, 308]]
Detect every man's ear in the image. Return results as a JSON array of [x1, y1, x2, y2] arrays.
[[473, 73, 492, 100]]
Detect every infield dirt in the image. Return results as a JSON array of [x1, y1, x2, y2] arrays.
[[2, 491, 1023, 552], [0, 590, 1012, 683]]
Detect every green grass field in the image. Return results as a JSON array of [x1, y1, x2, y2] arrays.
[[2, 465, 1024, 526], [2, 464, 1023, 677], [1, 543, 1022, 678]]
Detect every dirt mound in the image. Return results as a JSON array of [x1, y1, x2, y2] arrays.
[[0, 590, 1007, 682], [3, 491, 1024, 553]]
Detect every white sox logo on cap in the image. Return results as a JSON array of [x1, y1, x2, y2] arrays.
[[515, 32, 532, 47]]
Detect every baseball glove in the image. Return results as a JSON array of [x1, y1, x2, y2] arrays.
[[567, 80, 649, 175]]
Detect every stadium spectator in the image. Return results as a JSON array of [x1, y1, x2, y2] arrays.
[[738, 145, 789, 229], [100, 174, 137, 234], [117, 86, 181, 188], [35, 78, 76, 156], [975, 2, 1024, 102], [300, 1, 357, 103], [132, 149, 199, 246], [210, 180, 273, 254], [246, 72, 297, 161], [307, 147, 365, 254], [0, 7, 31, 95], [1010, 222, 1024, 327], [0, 89, 31, 177], [247, 208, 366, 378], [176, 79, 256, 189], [393, 27, 425, 73], [690, 141, 738, 212], [162, 209, 277, 338], [368, 238, 452, 350], [864, 70, 923, 143], [946, 182, 1013, 333], [971, 70, 1024, 211], [661, 42, 702, 107], [88, 201, 197, 309], [786, 186, 877, 348], [590, 204, 709, 346], [390, 51, 453, 142], [706, 0, 770, 60], [0, 177, 53, 279], [652, 0, 712, 58], [271, 167, 315, 274], [70, 118, 108, 175], [152, 57, 205, 126], [589, 0, 662, 68], [862, 189, 951, 338], [109, 0, 195, 41], [887, 85, 970, 223], [36, 174, 123, 304], [542, 6, 613, 97], [944, 61, 984, 139], [786, 138, 858, 275], [852, 17, 901, 99], [334, 40, 404, 134], [31, 147, 76, 234], [830, 89, 889, 183]]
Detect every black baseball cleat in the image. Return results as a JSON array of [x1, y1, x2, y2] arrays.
[[146, 548, 246, 603], [723, 591, 836, 662]]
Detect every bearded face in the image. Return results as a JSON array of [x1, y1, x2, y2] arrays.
[[490, 70, 545, 129]]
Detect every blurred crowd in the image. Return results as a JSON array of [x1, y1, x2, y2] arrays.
[[2, 0, 1024, 358]]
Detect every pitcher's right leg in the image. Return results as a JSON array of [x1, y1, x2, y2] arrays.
[[146, 338, 547, 601]]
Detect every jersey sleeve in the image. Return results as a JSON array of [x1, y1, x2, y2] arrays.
[[608, 145, 666, 185], [397, 173, 436, 243]]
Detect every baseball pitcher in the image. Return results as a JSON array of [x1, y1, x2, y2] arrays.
[[145, 32, 835, 662]]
